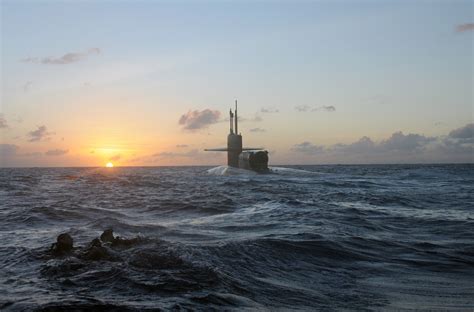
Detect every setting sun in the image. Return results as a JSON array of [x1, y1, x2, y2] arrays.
[[106, 162, 114, 168]]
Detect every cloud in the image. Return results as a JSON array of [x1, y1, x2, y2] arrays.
[[318, 133, 434, 156], [0, 115, 8, 129], [179, 109, 221, 130], [295, 105, 311, 112], [331, 136, 377, 154], [449, 123, 473, 140], [248, 115, 263, 122], [153, 149, 199, 158], [456, 23, 474, 33], [0, 145, 46, 166], [249, 127, 266, 133], [295, 105, 336, 112], [45, 149, 68, 156], [236, 114, 263, 122], [21, 152, 43, 157], [260, 107, 279, 113], [297, 132, 434, 155], [176, 144, 189, 148], [28, 125, 54, 142], [380, 131, 435, 151], [21, 48, 101, 65], [320, 105, 336, 112], [291, 124, 473, 163], [292, 142, 324, 154], [0, 144, 19, 156]]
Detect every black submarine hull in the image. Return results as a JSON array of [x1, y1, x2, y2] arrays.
[[238, 151, 269, 172]]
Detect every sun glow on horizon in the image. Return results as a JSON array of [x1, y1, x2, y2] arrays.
[[106, 162, 114, 168]]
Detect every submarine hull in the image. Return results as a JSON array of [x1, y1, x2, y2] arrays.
[[238, 151, 269, 173]]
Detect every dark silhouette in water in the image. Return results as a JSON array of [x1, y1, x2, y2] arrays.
[[49, 229, 142, 261], [50, 233, 73, 256], [100, 228, 114, 243], [82, 237, 113, 261]]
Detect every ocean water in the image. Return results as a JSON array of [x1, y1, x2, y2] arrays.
[[0, 164, 473, 311]]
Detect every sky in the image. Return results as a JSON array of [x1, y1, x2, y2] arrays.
[[0, 0, 473, 167]]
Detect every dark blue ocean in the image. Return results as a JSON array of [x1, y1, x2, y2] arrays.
[[1, 164, 473, 311]]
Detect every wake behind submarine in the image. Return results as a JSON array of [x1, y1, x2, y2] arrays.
[[205, 100, 270, 173]]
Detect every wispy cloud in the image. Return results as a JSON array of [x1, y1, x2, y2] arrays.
[[179, 109, 221, 130], [45, 149, 68, 156], [249, 127, 266, 133], [260, 107, 279, 113], [176, 144, 189, 148], [236, 114, 263, 122], [153, 149, 199, 158], [28, 125, 54, 142], [21, 152, 43, 157], [295, 105, 311, 112], [295, 105, 336, 112], [315, 105, 336, 112], [320, 106, 336, 112], [456, 23, 474, 33], [0, 115, 8, 129], [21, 48, 101, 65]]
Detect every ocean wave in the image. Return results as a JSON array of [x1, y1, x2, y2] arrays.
[[1, 164, 473, 310]]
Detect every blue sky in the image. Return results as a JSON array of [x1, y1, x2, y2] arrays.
[[1, 0, 473, 166]]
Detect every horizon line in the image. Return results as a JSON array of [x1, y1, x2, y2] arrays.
[[1, 162, 473, 169]]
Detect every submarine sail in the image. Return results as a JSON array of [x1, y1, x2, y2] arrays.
[[204, 100, 269, 172]]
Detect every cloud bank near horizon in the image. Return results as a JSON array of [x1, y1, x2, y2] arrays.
[[1, 124, 472, 166], [292, 123, 473, 164]]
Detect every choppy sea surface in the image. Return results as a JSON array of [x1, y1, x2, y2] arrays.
[[0, 164, 473, 311]]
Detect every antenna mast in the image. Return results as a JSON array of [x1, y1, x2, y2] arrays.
[[235, 100, 238, 135], [229, 109, 234, 134]]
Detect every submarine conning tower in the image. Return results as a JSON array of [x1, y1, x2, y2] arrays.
[[227, 100, 243, 167], [204, 100, 269, 172]]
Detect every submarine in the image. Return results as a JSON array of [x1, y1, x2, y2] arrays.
[[205, 100, 270, 173]]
